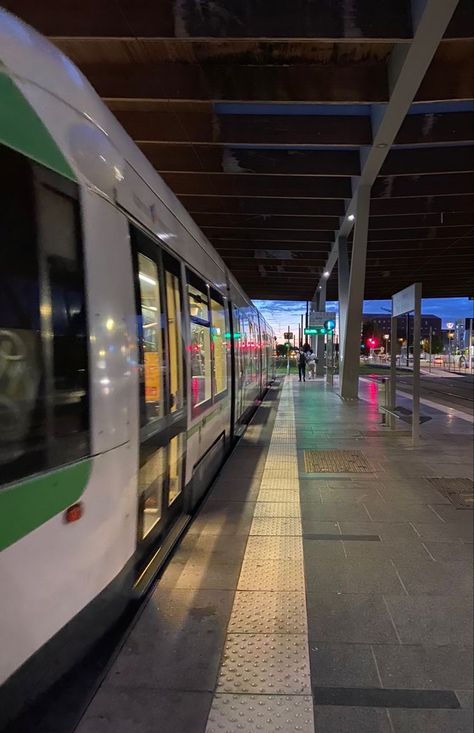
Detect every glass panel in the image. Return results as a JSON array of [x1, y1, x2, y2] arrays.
[[168, 433, 185, 505], [139, 443, 165, 538], [166, 271, 183, 412], [0, 148, 44, 478], [0, 145, 89, 486], [211, 298, 227, 395], [138, 253, 163, 424], [190, 321, 211, 408], [37, 184, 88, 459], [188, 283, 208, 321]]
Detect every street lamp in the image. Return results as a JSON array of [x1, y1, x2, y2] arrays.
[[383, 334, 390, 359]]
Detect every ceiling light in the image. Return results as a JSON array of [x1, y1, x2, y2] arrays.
[[348, 214, 355, 222], [376, 142, 388, 149], [323, 271, 330, 278]]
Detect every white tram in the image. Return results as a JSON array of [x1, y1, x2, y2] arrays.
[[0, 9, 274, 720]]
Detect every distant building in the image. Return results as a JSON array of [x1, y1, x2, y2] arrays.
[[362, 313, 442, 340]]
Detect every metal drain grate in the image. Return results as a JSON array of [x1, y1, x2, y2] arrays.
[[304, 450, 374, 474], [427, 478, 474, 509]]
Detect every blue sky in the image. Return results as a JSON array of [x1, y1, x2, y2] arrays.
[[253, 297, 474, 339]]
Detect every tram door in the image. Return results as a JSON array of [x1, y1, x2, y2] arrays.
[[130, 225, 186, 566]]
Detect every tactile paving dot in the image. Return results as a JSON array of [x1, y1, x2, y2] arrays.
[[205, 694, 315, 733], [262, 469, 299, 480], [259, 478, 300, 491], [238, 558, 304, 591], [250, 517, 302, 536], [257, 490, 300, 503], [216, 634, 312, 694], [228, 591, 307, 633], [254, 502, 301, 518], [244, 535, 303, 560]]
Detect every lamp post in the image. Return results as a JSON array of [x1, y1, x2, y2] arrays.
[[383, 334, 390, 361]]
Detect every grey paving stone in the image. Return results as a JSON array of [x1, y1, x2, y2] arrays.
[[300, 503, 370, 522], [340, 521, 420, 542], [174, 533, 248, 565], [314, 706, 392, 733], [393, 558, 473, 596], [304, 556, 405, 594], [363, 501, 447, 524], [310, 643, 381, 688], [303, 538, 347, 562], [373, 644, 473, 690], [319, 487, 381, 504], [384, 595, 474, 645], [302, 519, 341, 535], [344, 541, 430, 563], [166, 561, 242, 591], [456, 690, 474, 708], [186, 513, 254, 537], [106, 590, 234, 692], [389, 708, 474, 733], [410, 521, 473, 542], [423, 542, 474, 563], [306, 592, 400, 644], [76, 688, 212, 733]]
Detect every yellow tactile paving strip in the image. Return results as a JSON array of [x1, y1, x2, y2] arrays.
[[205, 379, 315, 733]]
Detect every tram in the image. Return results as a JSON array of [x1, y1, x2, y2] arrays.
[[0, 9, 274, 717]]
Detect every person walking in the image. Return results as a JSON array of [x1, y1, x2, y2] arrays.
[[298, 348, 306, 382], [306, 349, 316, 379]]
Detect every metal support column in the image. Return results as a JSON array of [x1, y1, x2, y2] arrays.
[[340, 185, 371, 399], [338, 236, 349, 367], [412, 288, 422, 447], [316, 281, 326, 377]]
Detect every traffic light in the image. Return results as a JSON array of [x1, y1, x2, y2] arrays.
[[366, 337, 378, 349]]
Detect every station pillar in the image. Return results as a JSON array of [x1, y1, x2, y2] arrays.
[[316, 281, 326, 376], [340, 185, 371, 399], [337, 236, 349, 366]]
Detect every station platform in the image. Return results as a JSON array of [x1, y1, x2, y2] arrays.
[[76, 376, 473, 733]]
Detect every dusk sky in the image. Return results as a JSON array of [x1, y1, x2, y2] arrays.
[[253, 298, 474, 340]]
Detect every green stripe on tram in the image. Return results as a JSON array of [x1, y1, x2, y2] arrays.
[[0, 460, 92, 552], [0, 70, 76, 180]]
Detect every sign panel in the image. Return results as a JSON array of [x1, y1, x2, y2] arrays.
[[309, 311, 332, 325], [392, 283, 422, 317], [283, 332, 293, 339]]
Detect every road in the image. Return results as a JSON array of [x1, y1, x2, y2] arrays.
[[396, 373, 474, 415]]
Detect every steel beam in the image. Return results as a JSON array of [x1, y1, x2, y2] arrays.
[[340, 186, 371, 399], [315, 0, 461, 299]]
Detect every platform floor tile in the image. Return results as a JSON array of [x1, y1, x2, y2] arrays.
[[238, 558, 304, 591], [250, 516, 303, 536], [254, 501, 301, 517], [243, 535, 303, 560], [206, 694, 314, 733], [228, 591, 307, 634], [216, 633, 312, 694], [257, 489, 300, 502]]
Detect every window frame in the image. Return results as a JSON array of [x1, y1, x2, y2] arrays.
[[130, 223, 169, 439], [0, 145, 90, 487], [186, 269, 213, 418], [209, 287, 229, 403]]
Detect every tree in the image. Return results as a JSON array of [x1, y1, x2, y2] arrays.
[[276, 343, 289, 356], [430, 335, 443, 354]]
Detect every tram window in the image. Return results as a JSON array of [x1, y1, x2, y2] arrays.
[[0, 144, 89, 485], [211, 297, 227, 396], [165, 270, 183, 413], [190, 321, 211, 408], [187, 271, 211, 412], [137, 252, 164, 424]]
